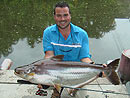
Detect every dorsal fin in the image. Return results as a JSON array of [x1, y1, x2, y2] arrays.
[[51, 55, 64, 61]]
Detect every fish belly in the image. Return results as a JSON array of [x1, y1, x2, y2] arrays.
[[30, 74, 59, 86]]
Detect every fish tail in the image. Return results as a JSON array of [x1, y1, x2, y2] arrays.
[[105, 58, 120, 85]]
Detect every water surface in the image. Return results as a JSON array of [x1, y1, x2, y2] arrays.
[[0, 0, 130, 69]]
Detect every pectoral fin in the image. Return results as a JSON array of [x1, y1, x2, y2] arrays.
[[54, 84, 62, 93], [28, 73, 35, 76]]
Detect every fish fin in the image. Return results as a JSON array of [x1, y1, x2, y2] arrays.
[[105, 58, 120, 85], [105, 69, 120, 85], [51, 55, 64, 61], [28, 73, 35, 76], [107, 58, 120, 69], [54, 84, 61, 93]]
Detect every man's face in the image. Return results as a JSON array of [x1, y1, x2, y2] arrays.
[[54, 7, 71, 29]]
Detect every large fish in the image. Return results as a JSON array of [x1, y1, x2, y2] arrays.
[[14, 55, 120, 89]]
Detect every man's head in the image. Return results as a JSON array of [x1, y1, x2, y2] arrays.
[[54, 1, 71, 15], [54, 1, 71, 29]]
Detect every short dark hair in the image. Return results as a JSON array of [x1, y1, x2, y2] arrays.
[[54, 1, 71, 15]]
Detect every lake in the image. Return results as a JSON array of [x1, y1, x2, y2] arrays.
[[0, 0, 130, 70]]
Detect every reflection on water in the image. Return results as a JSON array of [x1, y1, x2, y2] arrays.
[[0, 0, 130, 69], [90, 19, 130, 63], [0, 38, 43, 69]]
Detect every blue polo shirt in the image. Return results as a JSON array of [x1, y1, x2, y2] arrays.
[[43, 23, 91, 61]]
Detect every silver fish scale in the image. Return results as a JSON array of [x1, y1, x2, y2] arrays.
[[47, 67, 100, 86]]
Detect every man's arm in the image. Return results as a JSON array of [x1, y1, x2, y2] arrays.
[[44, 51, 54, 59]]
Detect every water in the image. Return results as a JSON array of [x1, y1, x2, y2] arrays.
[[0, 0, 130, 69], [90, 19, 130, 63]]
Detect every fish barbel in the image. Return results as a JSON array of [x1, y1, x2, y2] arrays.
[[14, 55, 120, 87]]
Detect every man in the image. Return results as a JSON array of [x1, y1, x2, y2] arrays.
[[39, 1, 94, 98], [43, 2, 92, 63]]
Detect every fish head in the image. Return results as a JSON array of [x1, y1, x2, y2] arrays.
[[14, 64, 36, 80], [14, 59, 46, 81], [14, 55, 64, 80]]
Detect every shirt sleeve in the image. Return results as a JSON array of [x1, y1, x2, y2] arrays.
[[79, 31, 91, 60], [42, 29, 53, 53]]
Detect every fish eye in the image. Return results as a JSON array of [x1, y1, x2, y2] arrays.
[[25, 69, 31, 74], [31, 67, 35, 70]]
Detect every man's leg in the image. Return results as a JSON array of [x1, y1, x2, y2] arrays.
[[37, 84, 63, 98]]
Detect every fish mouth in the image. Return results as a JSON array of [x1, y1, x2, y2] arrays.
[[14, 71, 34, 81], [14, 71, 20, 76], [14, 71, 25, 78]]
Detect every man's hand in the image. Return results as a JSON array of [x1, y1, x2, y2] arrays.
[[37, 84, 43, 89], [37, 84, 50, 89]]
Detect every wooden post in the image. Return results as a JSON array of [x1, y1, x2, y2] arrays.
[[118, 49, 130, 83], [0, 59, 13, 70]]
